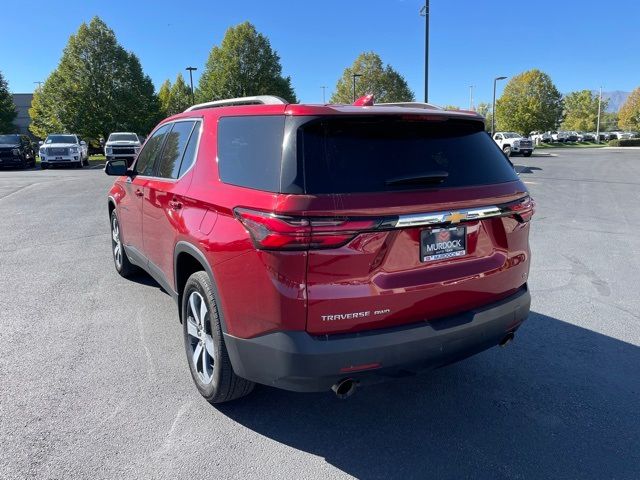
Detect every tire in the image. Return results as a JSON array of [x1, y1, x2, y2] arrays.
[[503, 145, 512, 157], [76, 161, 83, 168], [21, 157, 28, 169], [523, 151, 532, 157], [182, 271, 254, 404], [41, 163, 48, 170], [110, 210, 136, 278], [83, 155, 89, 167]]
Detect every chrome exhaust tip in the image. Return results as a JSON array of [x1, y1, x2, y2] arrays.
[[331, 378, 357, 399]]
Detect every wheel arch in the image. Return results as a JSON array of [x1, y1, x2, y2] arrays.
[[174, 242, 228, 332]]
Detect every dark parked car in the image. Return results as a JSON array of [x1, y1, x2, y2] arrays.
[[105, 95, 533, 403], [0, 134, 36, 169]]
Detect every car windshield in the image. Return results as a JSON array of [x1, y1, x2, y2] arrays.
[[0, 134, 20, 144], [108, 133, 138, 142], [46, 135, 76, 144], [503, 133, 521, 139]]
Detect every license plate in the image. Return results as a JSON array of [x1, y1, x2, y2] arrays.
[[420, 226, 466, 262], [56, 156, 63, 160]]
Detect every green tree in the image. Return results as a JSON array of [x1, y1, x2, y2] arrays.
[[330, 52, 414, 103], [168, 74, 192, 115], [600, 111, 619, 131], [197, 22, 297, 103], [29, 17, 160, 140], [495, 69, 563, 134], [618, 87, 640, 131], [0, 70, 17, 133], [442, 105, 460, 110], [476, 102, 492, 131], [158, 79, 172, 117], [562, 90, 607, 131]]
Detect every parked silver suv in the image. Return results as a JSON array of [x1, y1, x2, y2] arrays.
[[105, 132, 141, 167], [39, 134, 89, 169]]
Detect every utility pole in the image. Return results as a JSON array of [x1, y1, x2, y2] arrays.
[[492, 76, 507, 136], [321, 86, 326, 103], [420, 1, 430, 103], [34, 81, 43, 89], [352, 73, 362, 102], [469, 85, 475, 110], [596, 86, 603, 143], [185, 66, 197, 105]]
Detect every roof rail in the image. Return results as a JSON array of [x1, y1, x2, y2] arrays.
[[184, 95, 287, 112], [375, 102, 442, 110]]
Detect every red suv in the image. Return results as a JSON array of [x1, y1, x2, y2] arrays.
[[105, 95, 533, 403]]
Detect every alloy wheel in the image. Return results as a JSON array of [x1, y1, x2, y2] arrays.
[[111, 216, 123, 270], [186, 291, 215, 384]]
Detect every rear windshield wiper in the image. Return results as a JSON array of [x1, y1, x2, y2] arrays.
[[385, 171, 449, 186]]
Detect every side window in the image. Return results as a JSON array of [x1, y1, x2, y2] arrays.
[[156, 121, 195, 179], [178, 121, 201, 177], [135, 124, 170, 176], [218, 116, 285, 192]]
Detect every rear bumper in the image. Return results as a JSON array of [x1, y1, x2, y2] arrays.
[[224, 285, 531, 392]]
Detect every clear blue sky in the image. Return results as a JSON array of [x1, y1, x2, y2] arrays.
[[1, 0, 639, 107]]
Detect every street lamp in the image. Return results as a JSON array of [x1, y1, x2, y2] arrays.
[[352, 73, 362, 102], [185, 66, 197, 105], [321, 86, 327, 104], [469, 85, 475, 111], [420, 1, 430, 102], [596, 86, 602, 144], [492, 76, 507, 136]]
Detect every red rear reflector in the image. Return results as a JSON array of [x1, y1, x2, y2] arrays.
[[506, 196, 535, 222], [340, 362, 381, 373], [234, 208, 380, 250]]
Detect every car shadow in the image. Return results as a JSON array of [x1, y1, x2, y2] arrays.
[[126, 270, 169, 296], [515, 164, 543, 174], [216, 312, 639, 479]]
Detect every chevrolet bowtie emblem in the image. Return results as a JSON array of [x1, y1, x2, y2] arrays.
[[445, 211, 466, 224]]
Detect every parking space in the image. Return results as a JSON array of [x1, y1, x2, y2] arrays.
[[1, 149, 639, 479]]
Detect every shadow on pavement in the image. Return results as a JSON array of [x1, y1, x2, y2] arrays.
[[515, 164, 543, 174], [218, 312, 639, 479]]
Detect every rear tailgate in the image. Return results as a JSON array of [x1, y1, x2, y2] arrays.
[[295, 116, 532, 335]]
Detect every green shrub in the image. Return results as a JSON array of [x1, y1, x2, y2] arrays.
[[610, 139, 640, 147]]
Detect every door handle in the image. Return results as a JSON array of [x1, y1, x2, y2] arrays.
[[135, 189, 144, 197], [169, 200, 183, 210]]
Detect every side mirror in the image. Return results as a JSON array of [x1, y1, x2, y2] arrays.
[[80, 141, 87, 146], [38, 141, 44, 146], [105, 159, 133, 177]]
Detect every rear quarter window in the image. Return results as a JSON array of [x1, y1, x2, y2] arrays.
[[217, 116, 285, 192]]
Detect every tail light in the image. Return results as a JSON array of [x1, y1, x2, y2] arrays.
[[504, 196, 535, 223], [234, 208, 380, 250]]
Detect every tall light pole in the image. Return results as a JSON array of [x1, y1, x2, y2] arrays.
[[420, 1, 430, 103], [321, 86, 327, 103], [34, 81, 43, 89], [469, 85, 475, 111], [596, 86, 603, 144], [492, 76, 507, 136], [185, 66, 197, 105], [352, 73, 362, 102]]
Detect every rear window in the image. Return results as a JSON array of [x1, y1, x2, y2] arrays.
[[218, 116, 285, 192], [300, 117, 519, 194]]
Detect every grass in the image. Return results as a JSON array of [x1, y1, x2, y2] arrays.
[[535, 142, 606, 149]]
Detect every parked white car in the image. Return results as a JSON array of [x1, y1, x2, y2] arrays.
[[493, 132, 534, 157], [39, 134, 89, 169], [104, 132, 142, 167], [530, 131, 552, 144]]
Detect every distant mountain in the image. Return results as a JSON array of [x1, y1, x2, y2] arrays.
[[591, 90, 630, 112]]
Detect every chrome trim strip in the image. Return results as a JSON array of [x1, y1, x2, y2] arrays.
[[395, 206, 503, 228]]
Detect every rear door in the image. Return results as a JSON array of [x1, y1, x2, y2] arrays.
[[119, 124, 170, 256], [297, 116, 532, 335], [143, 120, 200, 285]]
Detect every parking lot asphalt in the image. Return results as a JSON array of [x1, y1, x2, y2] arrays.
[[1, 149, 639, 480]]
